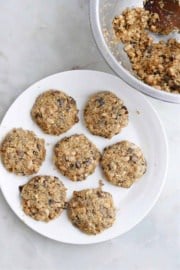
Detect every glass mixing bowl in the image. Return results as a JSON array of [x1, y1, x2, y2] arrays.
[[90, 0, 180, 103]]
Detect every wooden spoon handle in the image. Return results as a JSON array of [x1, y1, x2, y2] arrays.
[[144, 0, 180, 34]]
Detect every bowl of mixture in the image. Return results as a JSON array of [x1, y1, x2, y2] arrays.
[[90, 0, 180, 103]]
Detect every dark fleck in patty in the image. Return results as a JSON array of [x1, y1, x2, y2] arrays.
[[68, 187, 116, 234], [101, 140, 147, 188], [84, 91, 128, 138], [53, 134, 101, 181], [20, 175, 67, 222], [31, 90, 79, 135], [0, 128, 46, 175]]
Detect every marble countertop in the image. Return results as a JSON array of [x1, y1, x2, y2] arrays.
[[0, 1, 179, 269]]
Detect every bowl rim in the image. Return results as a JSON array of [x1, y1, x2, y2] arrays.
[[89, 0, 180, 104]]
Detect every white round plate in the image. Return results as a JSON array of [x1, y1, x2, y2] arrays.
[[0, 70, 168, 244]]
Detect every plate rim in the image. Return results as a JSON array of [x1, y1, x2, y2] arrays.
[[0, 70, 168, 244]]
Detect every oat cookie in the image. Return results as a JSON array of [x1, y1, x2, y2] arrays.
[[68, 186, 116, 234], [0, 128, 45, 175], [101, 140, 147, 188], [54, 134, 101, 181], [31, 90, 79, 135], [20, 175, 66, 222], [84, 91, 128, 139]]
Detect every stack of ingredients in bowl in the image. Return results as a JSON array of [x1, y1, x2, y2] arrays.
[[112, 0, 180, 93]]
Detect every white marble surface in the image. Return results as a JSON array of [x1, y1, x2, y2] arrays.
[[0, 1, 179, 269]]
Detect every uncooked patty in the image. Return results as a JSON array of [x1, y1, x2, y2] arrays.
[[101, 140, 147, 188], [54, 134, 101, 181], [31, 90, 79, 135], [84, 91, 129, 138], [19, 175, 67, 222], [68, 187, 116, 234], [0, 128, 46, 175]]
